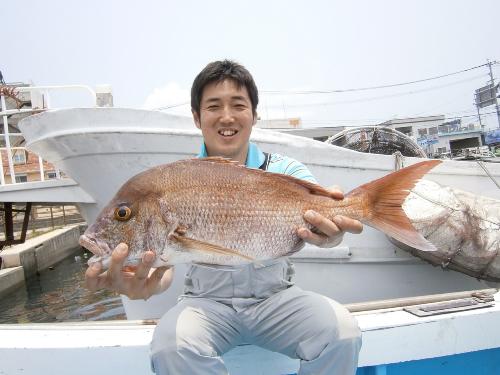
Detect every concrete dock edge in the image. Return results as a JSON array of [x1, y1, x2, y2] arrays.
[[0, 224, 87, 297]]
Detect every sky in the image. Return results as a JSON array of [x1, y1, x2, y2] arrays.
[[2, 0, 500, 129]]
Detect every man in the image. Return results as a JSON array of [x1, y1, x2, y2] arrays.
[[86, 60, 363, 374]]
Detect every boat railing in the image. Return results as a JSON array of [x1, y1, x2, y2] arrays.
[[0, 84, 107, 186]]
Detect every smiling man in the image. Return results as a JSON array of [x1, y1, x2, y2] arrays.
[[86, 60, 363, 375], [192, 78, 255, 164]]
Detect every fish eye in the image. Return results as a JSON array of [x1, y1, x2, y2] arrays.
[[114, 205, 132, 221]]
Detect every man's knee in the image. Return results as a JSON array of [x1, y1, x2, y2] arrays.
[[150, 317, 215, 375], [152, 313, 217, 358], [151, 302, 231, 363], [150, 312, 230, 375], [296, 295, 362, 361]]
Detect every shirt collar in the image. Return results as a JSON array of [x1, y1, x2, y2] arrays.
[[196, 142, 265, 169]]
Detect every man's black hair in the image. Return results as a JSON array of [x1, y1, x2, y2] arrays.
[[191, 60, 258, 117]]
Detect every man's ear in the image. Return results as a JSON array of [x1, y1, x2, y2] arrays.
[[192, 109, 201, 129]]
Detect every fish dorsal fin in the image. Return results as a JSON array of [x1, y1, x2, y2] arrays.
[[198, 157, 242, 165], [197, 157, 333, 197], [266, 173, 334, 197]]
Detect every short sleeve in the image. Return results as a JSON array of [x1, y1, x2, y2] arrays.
[[266, 153, 318, 184]]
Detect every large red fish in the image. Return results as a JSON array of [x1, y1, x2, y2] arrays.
[[79, 158, 441, 267]]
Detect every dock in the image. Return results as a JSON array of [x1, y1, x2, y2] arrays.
[[0, 224, 86, 297]]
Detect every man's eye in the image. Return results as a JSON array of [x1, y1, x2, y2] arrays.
[[207, 105, 219, 111]]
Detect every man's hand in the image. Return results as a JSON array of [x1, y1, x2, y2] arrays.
[[298, 186, 363, 248], [85, 243, 174, 300]]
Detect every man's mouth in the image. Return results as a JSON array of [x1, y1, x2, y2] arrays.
[[218, 129, 238, 137]]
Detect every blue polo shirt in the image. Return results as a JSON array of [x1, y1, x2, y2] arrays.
[[197, 142, 317, 183]]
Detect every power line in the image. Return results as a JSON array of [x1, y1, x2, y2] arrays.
[[262, 62, 497, 95], [261, 74, 488, 109], [299, 110, 500, 127], [154, 102, 189, 111]]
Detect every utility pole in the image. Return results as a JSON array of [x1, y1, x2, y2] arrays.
[[476, 104, 483, 127], [486, 59, 500, 128]]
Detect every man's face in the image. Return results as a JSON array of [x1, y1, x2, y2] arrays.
[[193, 79, 256, 164]]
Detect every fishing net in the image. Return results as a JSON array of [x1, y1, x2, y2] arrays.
[[326, 127, 427, 157]]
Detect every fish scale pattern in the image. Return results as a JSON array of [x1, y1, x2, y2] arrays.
[[83, 157, 396, 267], [163, 163, 307, 263]]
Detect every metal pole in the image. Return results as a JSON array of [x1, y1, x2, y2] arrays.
[[476, 104, 483, 127], [16, 85, 97, 105], [38, 155, 45, 181], [50, 206, 54, 229], [0, 147, 5, 185], [0, 95, 17, 183], [487, 60, 500, 128]]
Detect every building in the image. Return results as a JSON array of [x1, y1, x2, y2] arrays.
[[256, 117, 345, 142], [436, 119, 483, 156], [380, 115, 484, 157], [0, 149, 59, 183]]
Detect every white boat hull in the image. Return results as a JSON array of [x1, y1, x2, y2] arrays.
[[18, 108, 500, 318]]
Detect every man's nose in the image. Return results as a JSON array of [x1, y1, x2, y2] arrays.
[[220, 106, 235, 123]]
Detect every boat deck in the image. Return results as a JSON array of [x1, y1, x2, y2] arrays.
[[1, 290, 499, 374]]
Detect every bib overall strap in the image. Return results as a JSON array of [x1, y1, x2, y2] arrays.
[[259, 152, 270, 171]]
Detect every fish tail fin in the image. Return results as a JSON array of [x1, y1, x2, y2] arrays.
[[347, 160, 441, 251]]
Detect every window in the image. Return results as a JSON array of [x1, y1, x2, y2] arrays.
[[395, 126, 413, 137], [15, 174, 28, 183], [418, 128, 428, 137], [47, 172, 57, 179], [428, 127, 438, 135], [12, 151, 27, 165]]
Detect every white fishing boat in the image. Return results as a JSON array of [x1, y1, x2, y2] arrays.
[[17, 108, 500, 306], [0, 107, 499, 374]]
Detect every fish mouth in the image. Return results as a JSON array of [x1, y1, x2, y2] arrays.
[[79, 234, 111, 256], [218, 128, 238, 137]]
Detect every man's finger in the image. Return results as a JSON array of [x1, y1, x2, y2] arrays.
[[297, 227, 329, 246], [333, 215, 363, 234], [145, 266, 171, 297], [134, 251, 156, 282], [108, 243, 129, 283], [85, 262, 101, 291], [304, 210, 340, 237]]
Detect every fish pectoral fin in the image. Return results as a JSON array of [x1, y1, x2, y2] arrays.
[[168, 233, 254, 261]]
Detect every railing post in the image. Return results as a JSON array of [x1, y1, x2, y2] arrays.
[[0, 84, 99, 186], [0, 148, 5, 185], [0, 95, 16, 183], [38, 156, 45, 181]]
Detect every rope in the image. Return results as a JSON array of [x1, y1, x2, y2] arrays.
[[476, 160, 500, 190]]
